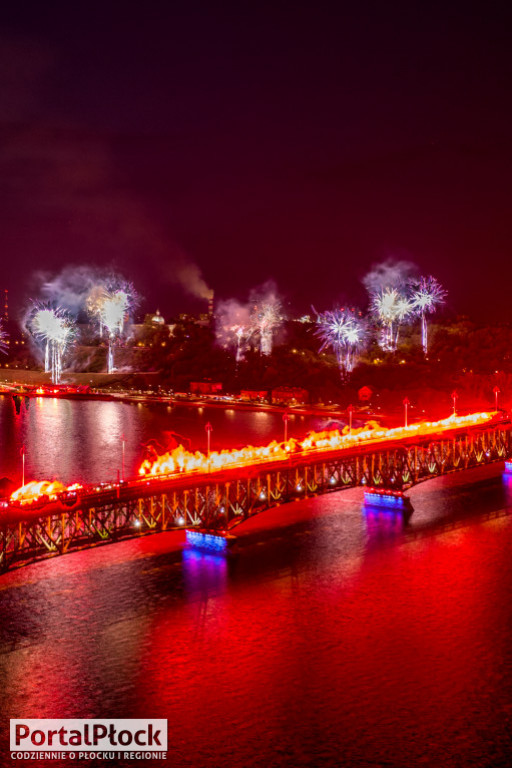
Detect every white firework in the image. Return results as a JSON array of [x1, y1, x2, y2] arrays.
[[29, 305, 76, 384], [252, 299, 282, 356], [411, 276, 447, 355], [87, 284, 135, 373], [315, 309, 366, 375], [371, 288, 414, 351]]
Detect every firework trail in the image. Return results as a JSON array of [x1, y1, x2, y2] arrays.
[[315, 309, 366, 375], [99, 289, 130, 373], [28, 305, 76, 384], [215, 299, 253, 362], [372, 288, 398, 351], [254, 302, 281, 355], [0, 321, 8, 355], [85, 284, 107, 336], [216, 282, 284, 358], [249, 299, 280, 357], [342, 316, 367, 372], [86, 280, 136, 373], [411, 276, 447, 355], [370, 288, 415, 351], [393, 294, 415, 349], [249, 281, 284, 356], [233, 325, 253, 362]]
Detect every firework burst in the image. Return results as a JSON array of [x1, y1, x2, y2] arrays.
[[87, 283, 135, 372], [411, 276, 447, 355], [0, 321, 8, 354], [100, 290, 129, 373], [371, 288, 398, 351], [233, 324, 253, 362], [393, 294, 415, 349], [85, 284, 107, 336], [315, 309, 366, 375], [252, 298, 282, 356], [370, 288, 414, 351], [28, 305, 76, 384]]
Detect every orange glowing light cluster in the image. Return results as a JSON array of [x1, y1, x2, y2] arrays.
[[4, 411, 498, 506], [138, 411, 496, 478], [10, 480, 82, 505]]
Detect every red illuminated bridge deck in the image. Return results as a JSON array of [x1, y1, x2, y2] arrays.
[[1, 410, 511, 572]]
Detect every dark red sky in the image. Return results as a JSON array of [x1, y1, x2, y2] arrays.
[[1, 1, 511, 320]]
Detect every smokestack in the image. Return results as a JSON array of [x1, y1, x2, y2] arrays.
[[3, 289, 7, 322], [208, 290, 214, 318]]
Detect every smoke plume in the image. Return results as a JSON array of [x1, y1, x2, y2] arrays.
[[29, 265, 138, 320], [167, 253, 213, 301], [362, 258, 418, 296]]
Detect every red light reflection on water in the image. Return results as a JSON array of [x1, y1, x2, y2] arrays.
[[131, 515, 512, 767], [1, 484, 512, 767]]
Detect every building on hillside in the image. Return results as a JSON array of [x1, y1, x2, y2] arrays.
[[144, 309, 166, 326], [271, 386, 309, 405], [190, 380, 223, 395], [240, 390, 268, 402], [131, 310, 175, 344]]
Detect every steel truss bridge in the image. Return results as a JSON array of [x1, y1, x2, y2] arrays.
[[1, 415, 512, 572]]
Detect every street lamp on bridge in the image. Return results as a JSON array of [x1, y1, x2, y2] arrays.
[[493, 386, 500, 411], [205, 422, 213, 458], [403, 397, 410, 428], [283, 411, 290, 443], [347, 404, 354, 434], [451, 390, 458, 416], [121, 433, 126, 482]]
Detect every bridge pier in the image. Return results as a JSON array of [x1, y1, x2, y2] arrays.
[[363, 487, 413, 513], [185, 528, 236, 553]]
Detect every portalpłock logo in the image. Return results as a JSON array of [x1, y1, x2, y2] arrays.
[[10, 719, 168, 761]]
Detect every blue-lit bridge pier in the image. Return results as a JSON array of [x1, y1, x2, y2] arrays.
[[1, 414, 511, 571]]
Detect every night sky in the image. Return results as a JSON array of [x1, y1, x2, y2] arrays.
[[1, 1, 511, 321]]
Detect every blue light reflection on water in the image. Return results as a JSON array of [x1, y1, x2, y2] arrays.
[[182, 548, 228, 598], [362, 506, 405, 548]]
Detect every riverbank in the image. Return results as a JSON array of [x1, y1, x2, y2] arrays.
[[0, 387, 370, 422], [1, 367, 495, 427], [0, 368, 375, 420]]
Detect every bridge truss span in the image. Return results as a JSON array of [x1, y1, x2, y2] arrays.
[[1, 419, 511, 572]]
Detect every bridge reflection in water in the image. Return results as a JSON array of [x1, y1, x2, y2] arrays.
[[1, 413, 510, 572]]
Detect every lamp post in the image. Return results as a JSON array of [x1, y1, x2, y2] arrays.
[[205, 422, 213, 458], [121, 434, 126, 482], [451, 390, 458, 416], [493, 386, 500, 411], [21, 445, 25, 488], [403, 397, 410, 428], [283, 411, 290, 443], [347, 404, 354, 434]]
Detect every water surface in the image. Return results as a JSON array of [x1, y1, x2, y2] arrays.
[[0, 400, 511, 767]]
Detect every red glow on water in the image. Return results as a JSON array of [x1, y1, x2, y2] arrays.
[[131, 513, 512, 766]]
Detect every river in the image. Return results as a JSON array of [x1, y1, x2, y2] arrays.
[[0, 398, 511, 767]]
